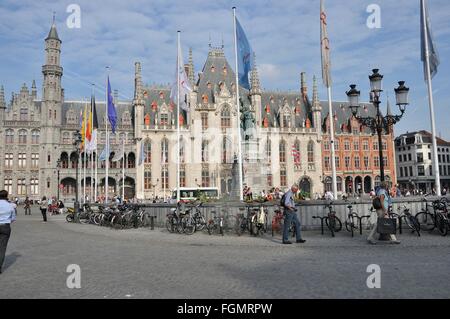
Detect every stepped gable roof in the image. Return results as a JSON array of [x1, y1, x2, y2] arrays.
[[320, 101, 376, 134]]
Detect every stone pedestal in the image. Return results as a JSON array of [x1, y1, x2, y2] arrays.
[[243, 140, 268, 197]]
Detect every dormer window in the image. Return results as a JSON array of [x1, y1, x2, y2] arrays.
[[265, 105, 270, 114], [202, 94, 209, 104], [151, 101, 157, 111], [159, 91, 164, 99], [295, 105, 301, 115], [210, 65, 215, 73], [160, 113, 169, 126], [207, 82, 212, 89], [223, 66, 227, 74], [144, 113, 150, 126]]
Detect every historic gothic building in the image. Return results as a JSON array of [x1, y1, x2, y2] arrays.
[[0, 21, 396, 201]]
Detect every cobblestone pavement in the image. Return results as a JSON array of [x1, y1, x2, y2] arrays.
[[1, 207, 450, 299]]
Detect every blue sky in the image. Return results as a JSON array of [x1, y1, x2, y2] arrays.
[[0, 0, 449, 139]]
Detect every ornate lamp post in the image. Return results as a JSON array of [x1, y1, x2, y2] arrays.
[[73, 130, 82, 222], [56, 158, 61, 202], [346, 69, 409, 183]]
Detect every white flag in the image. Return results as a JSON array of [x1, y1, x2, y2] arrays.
[[170, 44, 192, 111]]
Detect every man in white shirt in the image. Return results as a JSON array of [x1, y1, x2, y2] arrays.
[[0, 190, 16, 273]]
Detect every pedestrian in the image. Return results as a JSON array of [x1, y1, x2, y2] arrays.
[[40, 196, 48, 222], [282, 184, 306, 245], [57, 200, 65, 215], [24, 196, 32, 215], [0, 190, 16, 274], [367, 181, 400, 245]]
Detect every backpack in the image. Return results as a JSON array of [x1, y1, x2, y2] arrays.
[[372, 196, 382, 210], [280, 193, 288, 208]]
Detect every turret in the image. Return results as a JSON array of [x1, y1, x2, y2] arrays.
[[250, 53, 262, 127], [312, 76, 322, 140], [31, 80, 37, 99], [301, 72, 308, 101]]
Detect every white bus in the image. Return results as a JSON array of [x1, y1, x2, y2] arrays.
[[170, 187, 219, 203]]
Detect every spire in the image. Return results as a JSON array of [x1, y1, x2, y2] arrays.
[[31, 80, 37, 99], [188, 48, 195, 86], [250, 52, 261, 95], [312, 76, 321, 111], [46, 12, 60, 41], [301, 72, 307, 99], [0, 85, 5, 109], [134, 62, 144, 106]]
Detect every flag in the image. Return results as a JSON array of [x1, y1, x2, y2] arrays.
[[170, 43, 192, 111], [112, 142, 124, 162], [138, 141, 146, 166], [292, 144, 301, 164], [86, 95, 99, 153], [80, 103, 87, 150], [98, 144, 110, 162], [421, 0, 440, 80], [235, 17, 254, 90], [320, 0, 332, 88], [107, 76, 117, 133]]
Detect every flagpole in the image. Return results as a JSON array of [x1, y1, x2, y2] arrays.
[[327, 87, 338, 197], [233, 6, 244, 201], [422, 0, 441, 196], [83, 99, 87, 205], [177, 31, 181, 203], [105, 67, 110, 203], [95, 149, 98, 202], [122, 138, 125, 202], [90, 87, 94, 203]]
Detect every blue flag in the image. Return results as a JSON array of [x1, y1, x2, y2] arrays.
[[138, 141, 146, 166], [236, 17, 254, 90], [421, 0, 439, 80], [98, 144, 110, 162], [107, 76, 117, 133]]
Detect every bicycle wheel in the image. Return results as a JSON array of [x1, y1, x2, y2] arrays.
[[195, 215, 207, 232], [325, 216, 342, 233], [407, 215, 421, 236], [415, 212, 435, 231], [166, 218, 175, 233], [436, 214, 448, 236], [66, 214, 74, 223], [183, 217, 196, 235]]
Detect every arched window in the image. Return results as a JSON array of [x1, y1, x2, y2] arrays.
[[279, 140, 286, 163], [127, 152, 136, 169], [18, 130, 27, 144], [60, 152, 69, 169], [31, 130, 40, 144], [282, 112, 290, 128], [5, 129, 14, 144], [307, 141, 315, 163], [222, 137, 231, 164], [144, 139, 152, 164], [221, 106, 231, 128], [202, 168, 210, 187], [161, 139, 169, 163]]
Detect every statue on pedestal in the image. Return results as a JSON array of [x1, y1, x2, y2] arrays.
[[240, 98, 256, 141]]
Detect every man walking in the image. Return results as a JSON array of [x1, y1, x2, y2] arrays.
[[282, 184, 306, 245], [0, 190, 16, 273], [367, 181, 400, 245]]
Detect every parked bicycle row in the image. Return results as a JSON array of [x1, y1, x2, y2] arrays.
[[66, 203, 156, 229], [312, 196, 450, 238]]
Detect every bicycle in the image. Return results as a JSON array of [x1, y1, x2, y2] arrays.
[[389, 204, 421, 237], [344, 203, 371, 237], [312, 202, 342, 237], [415, 197, 449, 236], [235, 206, 258, 236], [271, 206, 296, 238], [187, 202, 207, 232], [206, 209, 236, 236]]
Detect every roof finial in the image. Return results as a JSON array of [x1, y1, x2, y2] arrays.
[[221, 33, 224, 49], [52, 11, 56, 24], [209, 33, 212, 48]]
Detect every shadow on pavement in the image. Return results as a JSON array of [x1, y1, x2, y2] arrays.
[[3, 252, 21, 271]]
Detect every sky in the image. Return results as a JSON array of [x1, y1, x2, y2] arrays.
[[0, 0, 449, 140]]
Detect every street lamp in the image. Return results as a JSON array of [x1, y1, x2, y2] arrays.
[[73, 130, 82, 222], [56, 158, 61, 202], [346, 69, 409, 182]]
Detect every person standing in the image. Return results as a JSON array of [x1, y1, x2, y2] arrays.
[[367, 181, 400, 245], [40, 196, 48, 222], [282, 184, 306, 245], [0, 190, 16, 274], [24, 197, 32, 215]]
